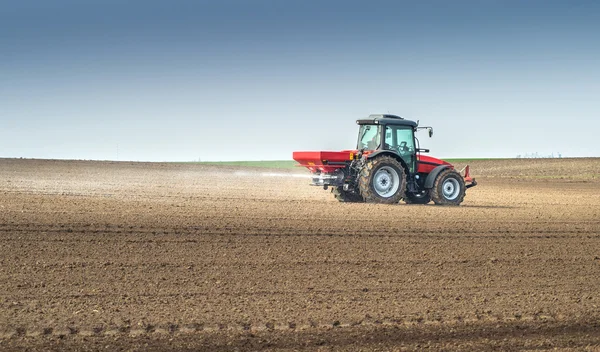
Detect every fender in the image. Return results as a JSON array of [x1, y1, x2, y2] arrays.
[[365, 150, 410, 174], [424, 164, 451, 189]]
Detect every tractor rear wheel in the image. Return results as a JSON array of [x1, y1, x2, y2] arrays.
[[405, 190, 431, 204], [331, 186, 364, 202], [431, 169, 466, 205], [358, 156, 406, 204]]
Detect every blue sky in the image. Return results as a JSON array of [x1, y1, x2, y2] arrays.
[[1, 0, 598, 161]]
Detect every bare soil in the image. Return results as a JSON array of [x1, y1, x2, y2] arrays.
[[1, 158, 599, 351]]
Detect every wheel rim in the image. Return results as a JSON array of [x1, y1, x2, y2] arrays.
[[373, 166, 400, 198], [442, 178, 460, 200]]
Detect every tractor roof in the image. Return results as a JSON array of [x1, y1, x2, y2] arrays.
[[356, 114, 418, 128]]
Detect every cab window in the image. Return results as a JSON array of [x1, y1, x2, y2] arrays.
[[358, 125, 380, 150], [385, 126, 415, 171], [385, 126, 414, 153]]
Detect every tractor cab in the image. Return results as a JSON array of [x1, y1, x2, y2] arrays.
[[356, 114, 419, 173]]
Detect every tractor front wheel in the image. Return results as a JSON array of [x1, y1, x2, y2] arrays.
[[331, 186, 364, 202], [358, 156, 406, 204], [431, 169, 466, 205]]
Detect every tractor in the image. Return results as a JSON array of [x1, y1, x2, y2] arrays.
[[292, 114, 477, 205]]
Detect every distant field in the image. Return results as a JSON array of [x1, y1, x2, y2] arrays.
[[197, 158, 598, 180], [196, 158, 502, 169]]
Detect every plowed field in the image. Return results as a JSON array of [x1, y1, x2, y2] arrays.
[[1, 158, 599, 351]]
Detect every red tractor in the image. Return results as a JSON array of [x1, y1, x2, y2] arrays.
[[293, 114, 477, 205]]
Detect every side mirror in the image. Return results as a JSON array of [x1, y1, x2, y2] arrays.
[[429, 128, 434, 138]]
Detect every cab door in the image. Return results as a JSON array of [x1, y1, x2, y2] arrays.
[[384, 126, 416, 173]]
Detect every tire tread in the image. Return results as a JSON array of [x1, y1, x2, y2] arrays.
[[431, 169, 466, 206], [358, 156, 406, 204], [331, 187, 364, 202]]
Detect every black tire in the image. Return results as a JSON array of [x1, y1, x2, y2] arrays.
[[331, 186, 364, 202], [358, 156, 406, 204], [404, 190, 431, 204], [431, 169, 466, 206]]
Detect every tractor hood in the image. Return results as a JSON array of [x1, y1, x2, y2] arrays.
[[417, 155, 452, 166], [416, 155, 452, 174]]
